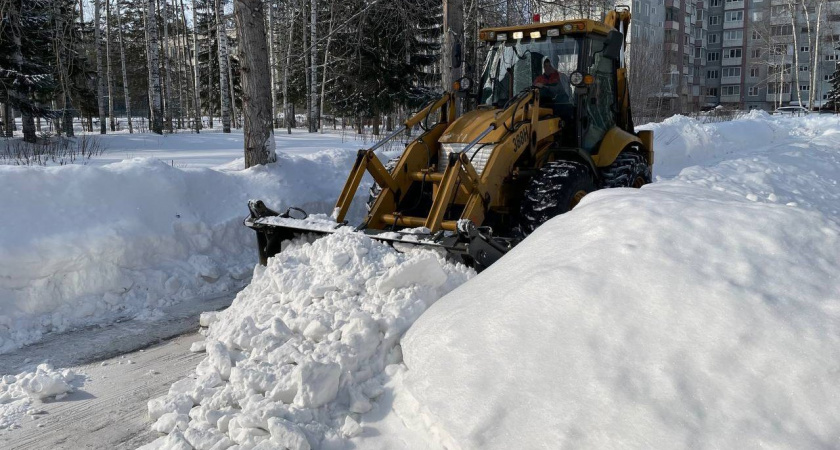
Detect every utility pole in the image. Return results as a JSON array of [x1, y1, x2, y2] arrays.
[[443, 0, 464, 111]]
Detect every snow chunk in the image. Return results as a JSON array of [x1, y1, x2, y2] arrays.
[[267, 417, 311, 450], [294, 361, 341, 408]]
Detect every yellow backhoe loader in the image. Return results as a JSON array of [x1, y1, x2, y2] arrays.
[[246, 7, 653, 271]]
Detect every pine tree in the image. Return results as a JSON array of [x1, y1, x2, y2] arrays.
[[828, 46, 840, 112]]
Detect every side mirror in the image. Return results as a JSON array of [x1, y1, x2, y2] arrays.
[[604, 30, 623, 60]]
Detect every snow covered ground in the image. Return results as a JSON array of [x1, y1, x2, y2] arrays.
[[2, 112, 840, 448], [0, 129, 385, 354], [130, 112, 840, 449]]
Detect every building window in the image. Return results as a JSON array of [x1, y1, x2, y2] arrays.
[[751, 12, 763, 21], [708, 52, 721, 62], [826, 54, 838, 61], [771, 25, 793, 36], [722, 85, 740, 96], [723, 48, 742, 59], [707, 87, 719, 96], [634, 0, 641, 11], [800, 46, 809, 52], [751, 49, 762, 58], [695, 47, 702, 58], [724, 30, 743, 41], [644, 4, 649, 15], [709, 15, 721, 25], [800, 85, 809, 91], [723, 67, 741, 77], [801, 27, 809, 34], [799, 65, 809, 72], [725, 11, 744, 22], [826, 75, 833, 81], [709, 34, 719, 44], [710, 0, 721, 6], [708, 69, 720, 78], [749, 67, 759, 77], [748, 86, 760, 96]]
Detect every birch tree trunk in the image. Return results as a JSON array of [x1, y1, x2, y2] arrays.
[[267, 0, 278, 128], [283, 1, 295, 134], [106, 0, 116, 131], [308, 0, 317, 132], [235, 0, 276, 167], [810, 1, 824, 109], [186, 0, 202, 132], [319, 1, 333, 133], [95, 0, 108, 134], [162, 0, 174, 132], [116, 0, 133, 133], [788, 0, 802, 107], [147, 0, 164, 134], [216, 0, 232, 132]]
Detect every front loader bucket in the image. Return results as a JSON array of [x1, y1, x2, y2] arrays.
[[244, 199, 516, 270]]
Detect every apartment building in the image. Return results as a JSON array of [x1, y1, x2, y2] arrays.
[[702, 0, 839, 110]]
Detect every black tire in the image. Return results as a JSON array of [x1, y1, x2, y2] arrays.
[[366, 157, 401, 212], [519, 160, 596, 235], [600, 151, 651, 189]]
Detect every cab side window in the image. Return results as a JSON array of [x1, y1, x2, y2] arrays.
[[581, 39, 617, 152]]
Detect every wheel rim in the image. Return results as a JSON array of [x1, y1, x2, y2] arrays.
[[571, 190, 587, 209]]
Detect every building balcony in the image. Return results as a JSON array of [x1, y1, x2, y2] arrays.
[[724, 0, 744, 10], [722, 56, 742, 65], [720, 94, 741, 103], [723, 20, 744, 29], [766, 93, 791, 102], [665, 20, 681, 31], [771, 34, 794, 44], [770, 15, 792, 25], [723, 38, 743, 47], [665, 42, 680, 52], [665, 0, 681, 8], [722, 75, 742, 84]]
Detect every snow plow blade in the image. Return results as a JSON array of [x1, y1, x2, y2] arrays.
[[244, 200, 514, 270]]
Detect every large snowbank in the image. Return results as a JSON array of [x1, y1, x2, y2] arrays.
[[0, 148, 366, 353], [639, 110, 839, 178], [139, 232, 473, 449], [396, 113, 840, 448]]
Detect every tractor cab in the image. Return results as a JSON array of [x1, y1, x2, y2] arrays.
[[476, 19, 628, 152]]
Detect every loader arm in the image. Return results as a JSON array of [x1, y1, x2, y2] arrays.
[[333, 93, 455, 224]]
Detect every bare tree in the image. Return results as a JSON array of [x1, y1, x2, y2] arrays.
[[235, 0, 277, 167], [282, 0, 297, 134], [188, 0, 202, 132], [308, 0, 318, 132], [216, 0, 232, 132], [627, 33, 667, 123], [147, 0, 164, 134], [116, 0, 133, 133], [95, 0, 107, 134]]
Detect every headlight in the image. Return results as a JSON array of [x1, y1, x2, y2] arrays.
[[570, 71, 584, 86]]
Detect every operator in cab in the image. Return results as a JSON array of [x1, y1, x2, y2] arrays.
[[534, 58, 560, 87]]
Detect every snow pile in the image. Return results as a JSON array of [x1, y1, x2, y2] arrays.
[[140, 232, 473, 449], [0, 149, 366, 353], [0, 364, 81, 430], [395, 117, 840, 448], [639, 110, 838, 177]]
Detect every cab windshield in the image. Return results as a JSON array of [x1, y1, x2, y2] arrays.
[[478, 35, 581, 107]]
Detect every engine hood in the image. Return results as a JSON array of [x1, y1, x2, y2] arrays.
[[439, 107, 508, 144]]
